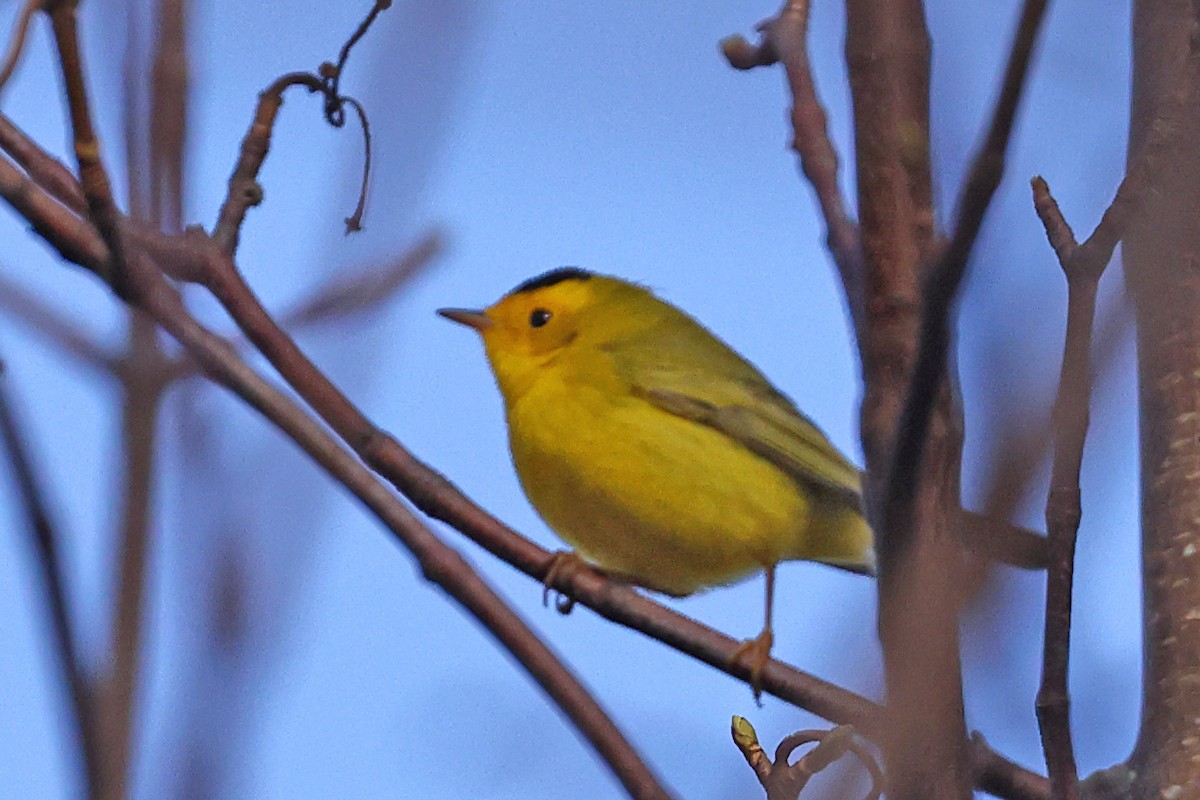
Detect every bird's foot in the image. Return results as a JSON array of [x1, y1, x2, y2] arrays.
[[542, 551, 589, 613], [731, 628, 774, 705]]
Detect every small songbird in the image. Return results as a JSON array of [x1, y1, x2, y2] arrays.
[[439, 268, 874, 692]]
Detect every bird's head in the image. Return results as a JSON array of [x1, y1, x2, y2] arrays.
[[438, 267, 652, 401]]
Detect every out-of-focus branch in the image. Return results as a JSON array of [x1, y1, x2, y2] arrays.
[[280, 229, 442, 328], [0, 357, 100, 797], [880, 0, 1049, 583], [0, 274, 113, 372], [0, 0, 43, 93], [148, 0, 187, 232], [722, 0, 863, 332], [101, 314, 165, 800], [842, 0, 967, 796]]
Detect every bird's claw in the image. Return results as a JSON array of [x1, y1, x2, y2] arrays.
[[731, 628, 774, 705], [542, 551, 587, 613]]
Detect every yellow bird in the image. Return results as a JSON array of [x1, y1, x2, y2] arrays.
[[439, 268, 873, 690]]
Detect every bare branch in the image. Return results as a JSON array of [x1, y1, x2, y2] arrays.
[[46, 1, 132, 297], [722, 0, 864, 331], [280, 229, 442, 328], [0, 0, 43, 94], [879, 0, 1050, 576], [0, 112, 87, 213], [210, 72, 323, 254], [732, 718, 883, 800], [1027, 16, 1199, 796], [0, 274, 113, 372], [0, 357, 100, 796]]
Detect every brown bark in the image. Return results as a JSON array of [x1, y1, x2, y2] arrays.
[[1126, 0, 1200, 795], [844, 1, 971, 798]]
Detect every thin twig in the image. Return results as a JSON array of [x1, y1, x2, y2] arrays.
[[1028, 18, 1200, 797], [732, 718, 884, 800], [0, 358, 100, 797], [0, 0, 43, 94], [1029, 178, 1091, 800], [210, 72, 322, 254], [213, 2, 388, 250], [722, 0, 864, 333], [46, 1, 131, 297]]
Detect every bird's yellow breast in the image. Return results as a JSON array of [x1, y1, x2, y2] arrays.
[[507, 363, 811, 595]]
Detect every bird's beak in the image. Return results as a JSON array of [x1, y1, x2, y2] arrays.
[[437, 307, 493, 331]]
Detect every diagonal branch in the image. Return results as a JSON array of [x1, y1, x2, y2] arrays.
[[0, 0, 44, 94], [0, 357, 101, 797], [0, 273, 113, 372]]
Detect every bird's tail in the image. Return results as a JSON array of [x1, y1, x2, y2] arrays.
[[801, 502, 876, 577]]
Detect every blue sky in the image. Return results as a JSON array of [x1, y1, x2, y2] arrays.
[[1, 1, 1140, 798]]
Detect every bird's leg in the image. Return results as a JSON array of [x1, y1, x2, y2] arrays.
[[542, 550, 593, 612], [731, 564, 776, 703]]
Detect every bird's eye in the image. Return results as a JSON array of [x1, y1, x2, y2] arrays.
[[530, 308, 552, 328]]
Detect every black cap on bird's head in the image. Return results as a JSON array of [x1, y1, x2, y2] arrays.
[[506, 267, 593, 296]]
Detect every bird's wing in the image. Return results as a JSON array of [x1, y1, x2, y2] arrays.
[[606, 325, 864, 510]]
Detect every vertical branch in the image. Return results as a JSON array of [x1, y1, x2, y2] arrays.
[[1126, 0, 1200, 793], [149, 0, 187, 231], [99, 314, 165, 800], [846, 0, 1049, 795], [0, 363, 100, 797], [842, 2, 972, 799], [1029, 179, 1092, 800]]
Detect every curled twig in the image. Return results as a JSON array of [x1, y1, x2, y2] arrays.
[[317, 0, 390, 126], [732, 717, 882, 800], [211, 1, 388, 252], [339, 95, 371, 233]]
